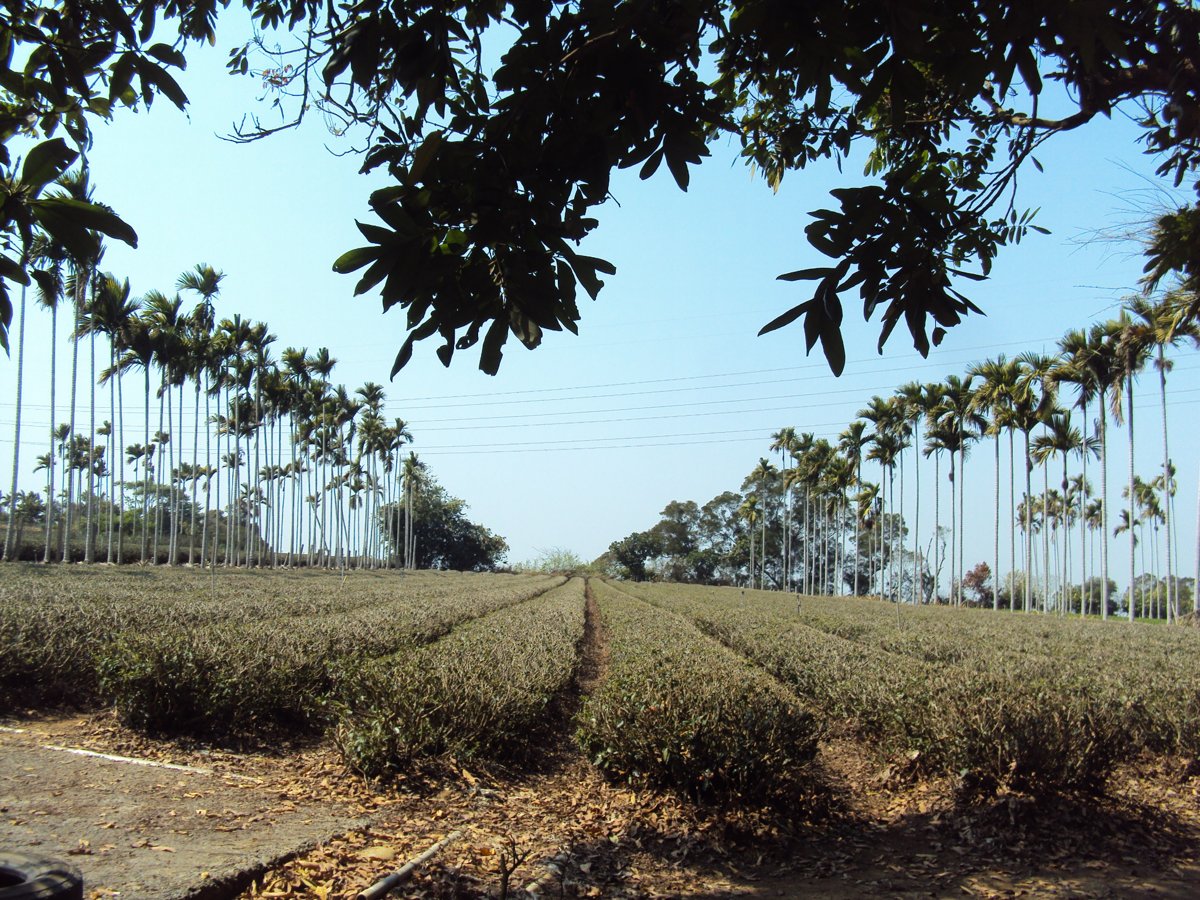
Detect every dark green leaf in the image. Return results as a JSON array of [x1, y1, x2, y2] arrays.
[[145, 43, 187, 70], [479, 316, 508, 375], [30, 205, 100, 260], [639, 147, 665, 181], [777, 267, 831, 282], [32, 197, 138, 247], [1016, 47, 1042, 95], [137, 58, 188, 110], [0, 253, 30, 285], [356, 257, 391, 296], [821, 322, 846, 375], [20, 139, 77, 191], [758, 301, 810, 336], [408, 131, 443, 184], [332, 245, 379, 274], [666, 150, 690, 191]]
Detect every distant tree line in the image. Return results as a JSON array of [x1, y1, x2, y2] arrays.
[[605, 291, 1198, 623], [0, 176, 506, 571]]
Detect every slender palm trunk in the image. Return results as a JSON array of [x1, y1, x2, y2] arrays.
[[211, 385, 222, 567], [85, 329, 96, 563], [64, 293, 82, 562], [275, 419, 285, 567], [116, 369, 125, 564], [1080, 399, 1089, 614], [1156, 348, 1175, 620], [760, 499, 767, 590], [189, 382, 200, 564], [950, 458, 960, 607], [200, 382, 212, 566], [993, 434, 1000, 610], [44, 304, 58, 563], [933, 452, 941, 600], [958, 445, 967, 607], [140, 368, 150, 562], [3, 283, 28, 562], [320, 414, 329, 567], [249, 384, 261, 567], [1042, 463, 1050, 612], [168, 380, 181, 564], [898, 456, 905, 603], [1008, 430, 1016, 607], [886, 468, 895, 601], [1099, 397, 1110, 619], [289, 421, 299, 565], [853, 461, 862, 595], [230, 388, 240, 567], [152, 376, 166, 563], [1063, 454, 1072, 615], [1024, 430, 1033, 613], [803, 486, 811, 594], [1126, 377, 1136, 623], [748, 518, 755, 587], [307, 444, 317, 567], [403, 475, 412, 566], [912, 433, 921, 606], [106, 343, 116, 563]]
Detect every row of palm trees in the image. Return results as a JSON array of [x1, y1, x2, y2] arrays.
[[1, 173, 424, 567], [741, 291, 1197, 621]]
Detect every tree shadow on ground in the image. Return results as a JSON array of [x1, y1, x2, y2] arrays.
[[475, 763, 1200, 899]]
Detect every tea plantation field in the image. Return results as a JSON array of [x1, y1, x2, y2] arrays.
[[3, 565, 1198, 806]]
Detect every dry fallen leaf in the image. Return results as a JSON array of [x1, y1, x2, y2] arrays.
[[357, 846, 396, 861]]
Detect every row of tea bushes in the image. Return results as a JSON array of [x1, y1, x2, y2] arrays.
[[743, 589, 1200, 760], [623, 582, 1129, 793], [96, 573, 566, 738], [575, 580, 820, 803], [0, 565, 562, 734], [335, 578, 588, 775]]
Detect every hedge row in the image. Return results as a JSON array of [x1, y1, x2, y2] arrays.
[[740, 589, 1200, 759], [575, 580, 820, 804], [334, 578, 588, 776], [0, 566, 563, 739], [623, 582, 1130, 793]]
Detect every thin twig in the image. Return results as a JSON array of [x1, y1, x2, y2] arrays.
[[357, 830, 462, 900]]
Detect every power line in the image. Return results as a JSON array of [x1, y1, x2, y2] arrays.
[[385, 336, 1072, 406], [5, 389, 1200, 441]]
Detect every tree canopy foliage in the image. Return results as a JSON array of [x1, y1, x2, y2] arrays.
[[381, 472, 508, 570], [2, 1, 1198, 370]]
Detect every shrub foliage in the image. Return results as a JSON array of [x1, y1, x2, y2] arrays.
[[576, 580, 820, 803], [334, 578, 587, 775]]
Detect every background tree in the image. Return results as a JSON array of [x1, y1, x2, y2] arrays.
[[607, 530, 665, 583], [381, 470, 507, 571]]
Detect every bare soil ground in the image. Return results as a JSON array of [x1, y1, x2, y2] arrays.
[[0, 713, 389, 899], [4, 590, 1199, 899]]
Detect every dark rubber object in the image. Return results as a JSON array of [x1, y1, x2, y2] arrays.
[[0, 854, 83, 900]]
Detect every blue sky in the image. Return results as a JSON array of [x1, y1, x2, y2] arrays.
[[2, 18, 1197, 586]]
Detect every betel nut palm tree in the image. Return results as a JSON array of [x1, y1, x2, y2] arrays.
[[1123, 293, 1199, 619], [968, 356, 1019, 609]]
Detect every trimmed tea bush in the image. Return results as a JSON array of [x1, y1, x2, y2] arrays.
[[335, 578, 587, 774], [576, 580, 820, 803]]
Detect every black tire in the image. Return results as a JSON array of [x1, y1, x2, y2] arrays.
[[0, 854, 82, 900]]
